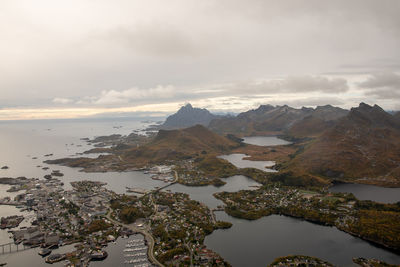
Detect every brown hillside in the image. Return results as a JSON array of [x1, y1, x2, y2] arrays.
[[289, 103, 400, 186], [123, 125, 239, 164]]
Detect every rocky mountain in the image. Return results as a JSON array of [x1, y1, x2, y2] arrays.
[[288, 105, 348, 137], [161, 104, 219, 129], [209, 104, 348, 136], [290, 103, 400, 186], [209, 105, 311, 135]]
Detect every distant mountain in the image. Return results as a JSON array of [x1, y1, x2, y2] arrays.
[[209, 104, 348, 136], [161, 104, 219, 129], [209, 105, 310, 135], [123, 124, 238, 164], [290, 103, 400, 186], [288, 105, 348, 137]]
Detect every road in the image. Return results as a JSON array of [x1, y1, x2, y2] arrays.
[[106, 170, 179, 266], [106, 212, 165, 267]]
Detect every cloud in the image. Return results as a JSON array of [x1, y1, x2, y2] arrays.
[[358, 72, 400, 99], [0, 0, 399, 113], [79, 76, 348, 107], [102, 24, 203, 57], [229, 76, 349, 95], [52, 97, 73, 104], [94, 85, 176, 105]]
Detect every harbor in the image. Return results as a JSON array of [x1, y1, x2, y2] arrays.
[[123, 236, 151, 266]]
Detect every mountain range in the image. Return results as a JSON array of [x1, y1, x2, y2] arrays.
[[162, 102, 400, 186], [47, 102, 400, 186], [163, 103, 348, 137]]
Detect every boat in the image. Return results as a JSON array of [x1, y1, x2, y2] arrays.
[[45, 253, 66, 263], [38, 248, 51, 257], [89, 250, 108, 261]]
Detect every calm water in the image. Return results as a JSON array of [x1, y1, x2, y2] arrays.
[[167, 175, 262, 209], [330, 183, 400, 204], [0, 121, 399, 266], [218, 154, 276, 172], [0, 118, 166, 193], [0, 118, 165, 266], [205, 213, 400, 267], [0, 243, 77, 266], [242, 136, 291, 146], [0, 235, 145, 267]]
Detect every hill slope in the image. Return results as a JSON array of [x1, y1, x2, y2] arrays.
[[289, 103, 400, 186], [123, 124, 239, 164]]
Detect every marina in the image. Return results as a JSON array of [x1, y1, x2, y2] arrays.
[[123, 235, 151, 266]]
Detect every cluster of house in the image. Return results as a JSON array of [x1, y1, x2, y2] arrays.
[[9, 179, 118, 251], [270, 255, 334, 267], [217, 185, 357, 228], [149, 192, 226, 266], [147, 165, 175, 183]]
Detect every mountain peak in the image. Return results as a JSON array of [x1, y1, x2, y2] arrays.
[[358, 102, 372, 109], [347, 103, 399, 129], [162, 104, 218, 129], [182, 103, 193, 110]]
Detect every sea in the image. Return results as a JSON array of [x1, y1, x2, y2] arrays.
[[0, 118, 399, 266]]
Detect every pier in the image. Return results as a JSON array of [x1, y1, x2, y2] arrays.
[[0, 242, 31, 255]]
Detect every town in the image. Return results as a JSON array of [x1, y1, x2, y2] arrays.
[[0, 164, 232, 266]]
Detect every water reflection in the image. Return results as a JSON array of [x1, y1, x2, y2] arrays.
[[167, 175, 262, 209], [242, 136, 291, 146], [205, 213, 400, 267], [218, 154, 276, 172], [330, 183, 400, 204]]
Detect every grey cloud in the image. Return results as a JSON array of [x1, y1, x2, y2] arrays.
[[250, 97, 345, 109], [358, 72, 400, 99], [100, 24, 204, 57], [0, 0, 399, 113], [230, 76, 348, 95], [74, 76, 348, 108]]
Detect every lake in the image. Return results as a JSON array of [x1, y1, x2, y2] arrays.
[[218, 153, 276, 172], [242, 136, 292, 146], [330, 183, 400, 204], [167, 175, 262, 209], [205, 213, 400, 267]]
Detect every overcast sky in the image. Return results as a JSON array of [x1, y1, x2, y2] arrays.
[[1, 0, 400, 119]]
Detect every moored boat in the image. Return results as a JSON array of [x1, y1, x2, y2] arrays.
[[45, 253, 66, 263], [38, 248, 51, 257], [89, 250, 108, 261]]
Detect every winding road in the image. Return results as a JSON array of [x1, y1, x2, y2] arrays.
[[106, 212, 165, 267], [105, 170, 179, 267]]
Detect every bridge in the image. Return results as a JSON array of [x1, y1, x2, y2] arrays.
[[0, 242, 31, 255], [139, 171, 178, 199]]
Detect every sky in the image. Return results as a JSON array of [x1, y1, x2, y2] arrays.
[[1, 0, 400, 120]]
